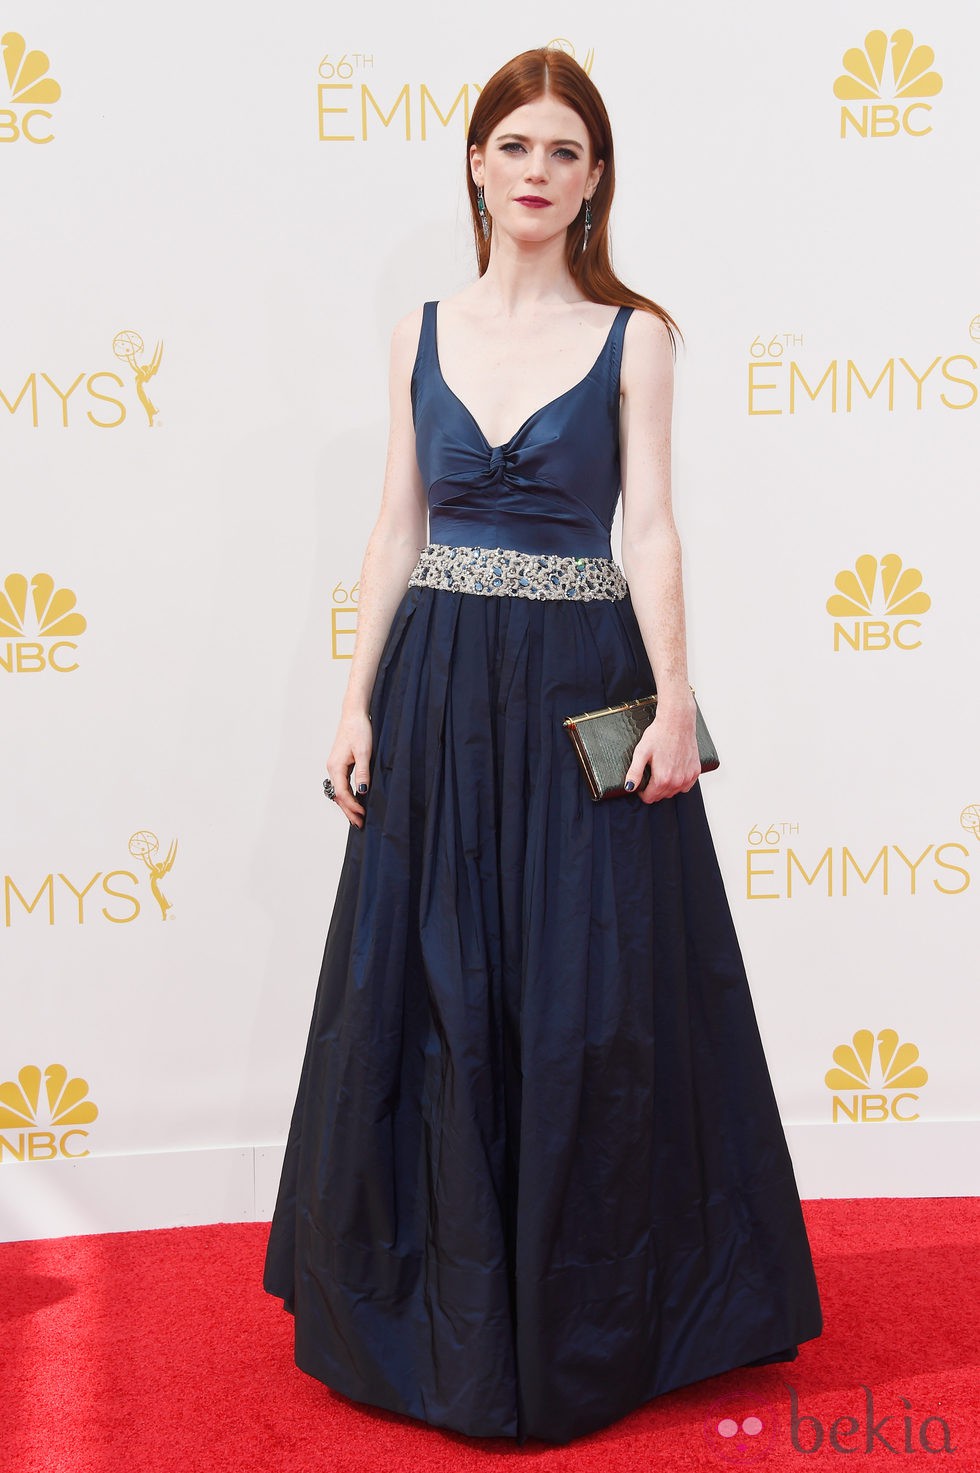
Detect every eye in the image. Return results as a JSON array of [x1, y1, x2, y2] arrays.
[[498, 142, 581, 160]]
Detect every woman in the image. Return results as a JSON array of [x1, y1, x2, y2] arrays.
[[264, 46, 822, 1445]]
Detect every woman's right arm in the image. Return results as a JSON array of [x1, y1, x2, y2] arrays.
[[325, 306, 429, 828]]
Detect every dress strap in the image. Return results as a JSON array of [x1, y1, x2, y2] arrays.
[[606, 305, 634, 415], [410, 301, 438, 405]]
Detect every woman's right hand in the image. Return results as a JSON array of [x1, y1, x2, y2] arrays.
[[317, 307, 428, 829], [324, 709, 374, 829]]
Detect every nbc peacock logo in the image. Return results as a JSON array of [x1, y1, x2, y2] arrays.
[[825, 1028, 928, 1123], [826, 553, 931, 652], [0, 573, 87, 673], [0, 31, 61, 144], [834, 29, 943, 140], [0, 1064, 98, 1163]]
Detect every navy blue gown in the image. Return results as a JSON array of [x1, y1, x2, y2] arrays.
[[263, 300, 823, 1444]]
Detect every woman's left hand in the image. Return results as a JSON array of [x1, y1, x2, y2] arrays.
[[624, 697, 701, 803]]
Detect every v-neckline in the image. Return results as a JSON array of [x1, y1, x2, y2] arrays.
[[432, 302, 625, 452]]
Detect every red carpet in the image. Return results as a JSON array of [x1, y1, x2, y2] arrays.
[[3, 1198, 978, 1471]]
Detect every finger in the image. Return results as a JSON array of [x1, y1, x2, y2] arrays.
[[641, 770, 673, 804], [351, 743, 373, 799], [623, 755, 649, 794], [341, 759, 364, 811], [325, 767, 366, 827], [335, 791, 365, 827]]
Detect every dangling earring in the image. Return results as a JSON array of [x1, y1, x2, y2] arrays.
[[477, 184, 490, 241], [582, 196, 592, 253]]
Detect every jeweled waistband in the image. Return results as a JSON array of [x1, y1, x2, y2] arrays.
[[407, 543, 628, 601]]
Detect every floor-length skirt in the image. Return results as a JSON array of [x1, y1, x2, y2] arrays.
[[263, 581, 823, 1444]]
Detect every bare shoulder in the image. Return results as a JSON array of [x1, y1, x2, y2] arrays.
[[386, 305, 428, 403], [623, 306, 673, 359], [622, 307, 674, 397], [391, 303, 426, 363]]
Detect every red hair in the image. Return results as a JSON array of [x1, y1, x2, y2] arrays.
[[466, 48, 683, 354]]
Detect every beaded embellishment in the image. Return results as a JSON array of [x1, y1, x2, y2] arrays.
[[408, 542, 628, 601]]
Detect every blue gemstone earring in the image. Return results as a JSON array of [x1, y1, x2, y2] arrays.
[[582, 196, 592, 253], [477, 185, 490, 241]]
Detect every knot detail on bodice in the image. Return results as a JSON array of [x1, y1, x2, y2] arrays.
[[488, 443, 517, 478], [411, 300, 634, 561], [451, 438, 542, 494]]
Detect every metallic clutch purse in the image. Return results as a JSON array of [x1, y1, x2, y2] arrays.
[[562, 693, 720, 802]]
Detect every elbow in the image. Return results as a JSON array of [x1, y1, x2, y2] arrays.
[[621, 521, 683, 564]]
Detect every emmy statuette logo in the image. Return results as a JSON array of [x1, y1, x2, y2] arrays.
[[113, 330, 163, 427], [3, 830, 179, 927], [1, 327, 164, 428], [128, 830, 178, 920]]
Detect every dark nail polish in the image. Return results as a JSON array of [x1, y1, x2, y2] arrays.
[[357, 783, 368, 794], [625, 780, 635, 791]]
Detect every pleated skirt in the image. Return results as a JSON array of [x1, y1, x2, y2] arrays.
[[262, 581, 823, 1444]]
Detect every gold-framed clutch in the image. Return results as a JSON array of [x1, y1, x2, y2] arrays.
[[562, 693, 719, 802]]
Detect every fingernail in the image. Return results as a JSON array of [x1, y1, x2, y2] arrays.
[[357, 782, 368, 794], [625, 780, 635, 791]]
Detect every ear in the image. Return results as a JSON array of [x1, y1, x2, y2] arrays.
[[469, 142, 485, 187], [587, 157, 605, 198]]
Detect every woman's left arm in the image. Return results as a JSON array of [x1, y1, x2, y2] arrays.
[[618, 309, 701, 803]]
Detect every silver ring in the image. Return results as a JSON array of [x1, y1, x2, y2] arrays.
[[323, 778, 336, 801]]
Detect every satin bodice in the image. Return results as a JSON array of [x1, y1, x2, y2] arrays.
[[411, 301, 634, 559]]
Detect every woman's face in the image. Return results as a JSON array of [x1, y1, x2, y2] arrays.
[[470, 93, 604, 248]]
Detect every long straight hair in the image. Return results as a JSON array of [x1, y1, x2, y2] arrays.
[[466, 48, 683, 355]]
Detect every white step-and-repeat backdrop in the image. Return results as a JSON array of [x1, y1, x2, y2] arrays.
[[3, 2, 978, 1240]]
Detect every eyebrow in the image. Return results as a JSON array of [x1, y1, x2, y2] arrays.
[[496, 132, 584, 148]]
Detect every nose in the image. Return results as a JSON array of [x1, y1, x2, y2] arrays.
[[524, 148, 549, 182]]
